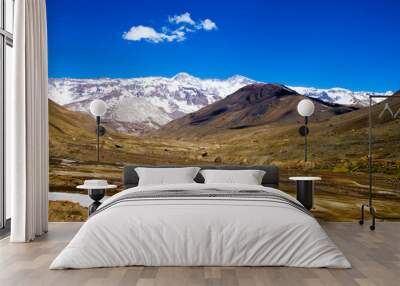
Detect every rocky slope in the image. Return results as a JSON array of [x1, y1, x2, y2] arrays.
[[49, 73, 253, 133]]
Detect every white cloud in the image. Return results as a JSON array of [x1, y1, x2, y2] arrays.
[[122, 25, 186, 43], [122, 25, 166, 43], [169, 12, 195, 25], [201, 19, 217, 31], [171, 28, 186, 42], [123, 13, 217, 44]]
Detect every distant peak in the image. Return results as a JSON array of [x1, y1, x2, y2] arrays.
[[171, 72, 254, 83], [226, 74, 254, 82], [172, 72, 197, 81], [329, 87, 352, 92], [228, 74, 247, 80]]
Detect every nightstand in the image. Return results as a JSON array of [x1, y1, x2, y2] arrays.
[[289, 176, 321, 210], [77, 180, 117, 215]]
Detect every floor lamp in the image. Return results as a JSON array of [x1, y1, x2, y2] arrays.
[[90, 99, 107, 161], [297, 99, 315, 162]]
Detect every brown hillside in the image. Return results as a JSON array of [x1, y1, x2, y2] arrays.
[[326, 90, 400, 133], [156, 83, 356, 138]]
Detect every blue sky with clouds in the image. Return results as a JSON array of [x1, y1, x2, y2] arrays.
[[47, 0, 399, 92]]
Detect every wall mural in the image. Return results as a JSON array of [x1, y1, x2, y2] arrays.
[[47, 1, 400, 222]]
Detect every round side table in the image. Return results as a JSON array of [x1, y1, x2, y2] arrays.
[[77, 184, 117, 215], [289, 176, 321, 210]]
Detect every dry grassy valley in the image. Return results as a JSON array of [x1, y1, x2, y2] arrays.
[[48, 90, 400, 222]]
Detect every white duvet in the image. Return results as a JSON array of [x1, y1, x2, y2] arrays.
[[50, 183, 351, 269]]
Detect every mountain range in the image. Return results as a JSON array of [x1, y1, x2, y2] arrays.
[[48, 73, 392, 134]]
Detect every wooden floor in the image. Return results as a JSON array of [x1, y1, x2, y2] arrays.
[[0, 222, 399, 286]]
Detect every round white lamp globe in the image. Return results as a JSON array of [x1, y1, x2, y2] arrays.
[[297, 99, 315, 117], [90, 99, 107, 117]]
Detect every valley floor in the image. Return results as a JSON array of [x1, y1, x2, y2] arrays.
[[48, 161, 400, 222]]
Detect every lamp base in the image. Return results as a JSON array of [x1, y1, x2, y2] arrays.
[[97, 125, 106, 136], [298, 126, 309, 136], [88, 189, 106, 216]]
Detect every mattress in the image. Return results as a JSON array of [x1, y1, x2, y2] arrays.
[[50, 183, 351, 269]]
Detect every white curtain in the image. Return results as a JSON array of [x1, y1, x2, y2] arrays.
[[9, 0, 49, 242]]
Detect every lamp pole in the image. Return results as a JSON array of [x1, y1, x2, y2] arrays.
[[304, 116, 308, 162], [297, 99, 314, 163], [96, 116, 100, 162], [90, 99, 107, 162]]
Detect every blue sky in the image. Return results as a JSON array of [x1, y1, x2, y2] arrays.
[[47, 0, 399, 92]]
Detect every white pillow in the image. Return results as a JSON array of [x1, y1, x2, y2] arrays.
[[200, 169, 266, 185], [135, 167, 200, 186]]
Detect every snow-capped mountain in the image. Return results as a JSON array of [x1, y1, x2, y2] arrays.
[[288, 86, 392, 107], [48, 73, 254, 133], [48, 73, 392, 133]]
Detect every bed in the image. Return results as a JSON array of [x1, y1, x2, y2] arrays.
[[50, 165, 350, 269]]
